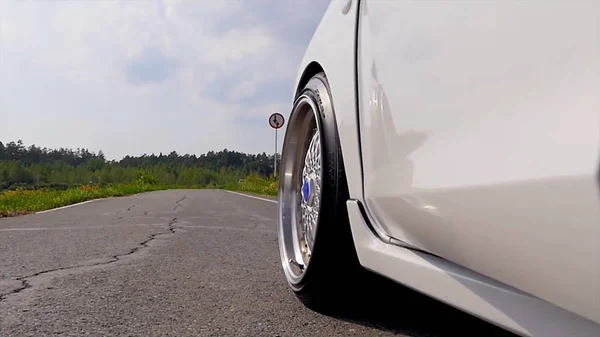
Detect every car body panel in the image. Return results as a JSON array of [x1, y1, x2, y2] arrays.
[[292, 0, 364, 202], [356, 0, 600, 324], [346, 200, 600, 337]]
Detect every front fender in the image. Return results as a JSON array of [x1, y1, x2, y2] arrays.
[[292, 0, 363, 200]]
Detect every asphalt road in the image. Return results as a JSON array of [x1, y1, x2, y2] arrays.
[[0, 189, 516, 337]]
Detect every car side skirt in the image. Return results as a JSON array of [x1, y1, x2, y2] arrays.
[[346, 199, 600, 337]]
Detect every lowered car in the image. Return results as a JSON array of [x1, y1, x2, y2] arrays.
[[276, 1, 600, 336]]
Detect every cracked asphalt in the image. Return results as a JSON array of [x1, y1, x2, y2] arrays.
[[0, 189, 516, 337]]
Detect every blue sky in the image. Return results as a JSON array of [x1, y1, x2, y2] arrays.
[[0, 0, 330, 160]]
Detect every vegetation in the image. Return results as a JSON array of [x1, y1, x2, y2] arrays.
[[0, 184, 168, 217], [0, 140, 279, 216], [224, 174, 278, 197]]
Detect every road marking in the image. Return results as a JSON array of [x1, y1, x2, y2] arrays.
[[35, 199, 102, 214], [223, 190, 277, 204]]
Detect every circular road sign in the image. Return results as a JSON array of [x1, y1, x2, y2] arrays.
[[269, 113, 285, 129]]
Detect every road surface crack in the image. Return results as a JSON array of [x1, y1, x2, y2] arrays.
[[114, 217, 178, 258], [172, 195, 187, 211], [0, 217, 180, 303], [115, 204, 137, 216]]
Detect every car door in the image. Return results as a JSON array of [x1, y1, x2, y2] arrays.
[[357, 0, 600, 324]]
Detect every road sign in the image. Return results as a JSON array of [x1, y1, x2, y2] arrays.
[[269, 112, 285, 178], [269, 113, 285, 129]]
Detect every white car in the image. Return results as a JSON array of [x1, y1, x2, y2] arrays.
[[276, 1, 600, 336]]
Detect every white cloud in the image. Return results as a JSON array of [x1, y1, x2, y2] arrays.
[[202, 27, 275, 67], [248, 102, 291, 118], [0, 0, 328, 160], [228, 78, 259, 102]]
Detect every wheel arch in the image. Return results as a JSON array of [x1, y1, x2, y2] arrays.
[[294, 62, 325, 100]]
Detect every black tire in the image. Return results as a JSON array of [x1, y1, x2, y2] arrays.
[[278, 72, 364, 314]]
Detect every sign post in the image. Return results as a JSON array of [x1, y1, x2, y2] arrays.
[[268, 112, 285, 178]]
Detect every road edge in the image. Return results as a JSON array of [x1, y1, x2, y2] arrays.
[[35, 199, 103, 214], [222, 190, 277, 204], [14, 189, 277, 216]]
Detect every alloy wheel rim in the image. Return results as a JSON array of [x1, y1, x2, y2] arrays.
[[278, 95, 323, 284]]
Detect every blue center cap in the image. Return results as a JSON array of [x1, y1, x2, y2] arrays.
[[302, 177, 311, 203]]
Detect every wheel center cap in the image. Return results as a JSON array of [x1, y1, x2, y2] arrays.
[[301, 177, 314, 205]]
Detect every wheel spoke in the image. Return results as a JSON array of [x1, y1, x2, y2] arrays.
[[299, 130, 321, 257]]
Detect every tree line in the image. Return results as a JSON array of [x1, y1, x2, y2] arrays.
[[0, 140, 279, 190]]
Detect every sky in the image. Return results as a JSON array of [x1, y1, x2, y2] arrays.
[[0, 0, 330, 160]]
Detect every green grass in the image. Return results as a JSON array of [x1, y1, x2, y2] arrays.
[[0, 184, 170, 217], [224, 175, 278, 197], [0, 176, 279, 217]]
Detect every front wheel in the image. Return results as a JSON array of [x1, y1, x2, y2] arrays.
[[277, 73, 362, 313]]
